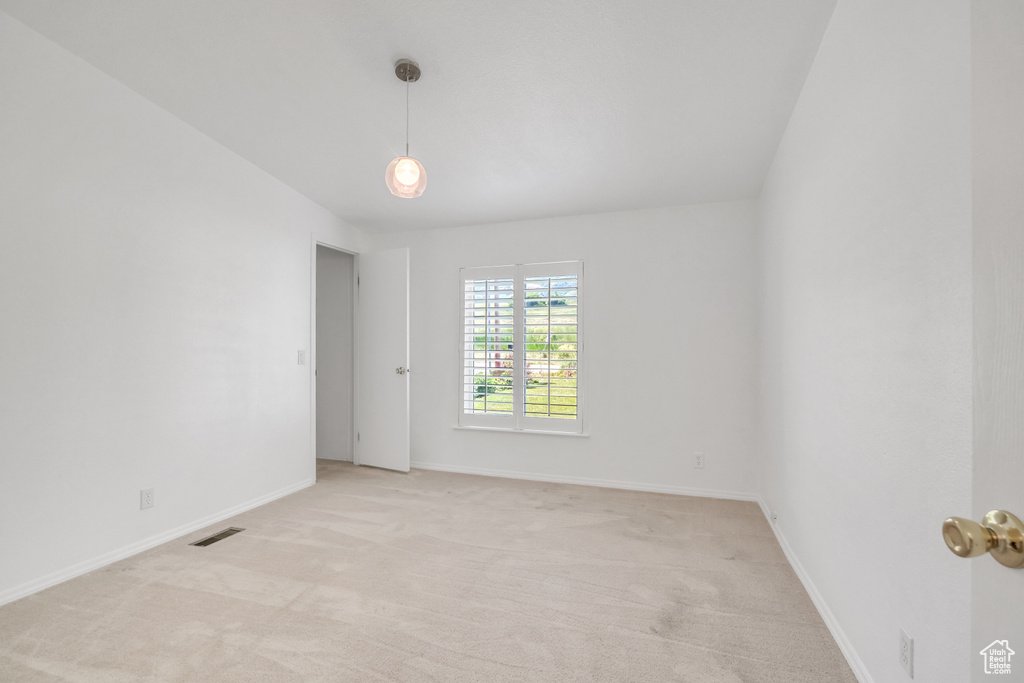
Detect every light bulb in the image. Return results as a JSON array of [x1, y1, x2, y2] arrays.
[[385, 156, 427, 198], [394, 158, 420, 185]]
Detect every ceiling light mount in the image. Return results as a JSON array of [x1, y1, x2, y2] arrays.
[[394, 59, 420, 83]]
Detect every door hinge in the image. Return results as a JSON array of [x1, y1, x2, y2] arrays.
[[357, 432, 360, 442]]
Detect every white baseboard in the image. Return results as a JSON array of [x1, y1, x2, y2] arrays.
[[756, 499, 873, 683], [0, 478, 314, 607], [411, 460, 758, 502]]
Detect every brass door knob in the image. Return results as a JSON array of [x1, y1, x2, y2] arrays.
[[942, 510, 1024, 568]]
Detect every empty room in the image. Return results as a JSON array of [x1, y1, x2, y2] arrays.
[[1, 1, 1022, 682]]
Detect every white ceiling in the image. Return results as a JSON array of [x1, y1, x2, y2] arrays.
[[0, 0, 837, 233]]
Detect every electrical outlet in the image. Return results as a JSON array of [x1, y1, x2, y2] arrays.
[[297, 350, 306, 365], [694, 452, 705, 469], [899, 627, 914, 678], [140, 488, 154, 510]]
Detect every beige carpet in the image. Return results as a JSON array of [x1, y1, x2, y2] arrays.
[[0, 460, 856, 682]]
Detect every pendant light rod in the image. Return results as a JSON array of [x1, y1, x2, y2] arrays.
[[395, 59, 420, 158]]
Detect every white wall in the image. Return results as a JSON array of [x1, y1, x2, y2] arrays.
[[971, 2, 1024, 676], [0, 11, 367, 602], [315, 246, 354, 461], [756, 1, 972, 681], [375, 202, 759, 497]]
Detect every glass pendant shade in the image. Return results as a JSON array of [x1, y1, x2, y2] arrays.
[[386, 156, 427, 198]]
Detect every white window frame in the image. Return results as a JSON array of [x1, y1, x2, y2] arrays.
[[459, 261, 584, 435]]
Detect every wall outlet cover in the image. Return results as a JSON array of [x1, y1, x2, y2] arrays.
[[899, 627, 914, 678], [140, 488, 154, 510]]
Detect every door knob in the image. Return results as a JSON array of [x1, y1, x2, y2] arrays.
[[942, 510, 1024, 568]]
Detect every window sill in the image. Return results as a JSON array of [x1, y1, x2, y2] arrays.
[[453, 425, 590, 438]]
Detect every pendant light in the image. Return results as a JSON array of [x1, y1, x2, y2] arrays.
[[386, 59, 427, 198]]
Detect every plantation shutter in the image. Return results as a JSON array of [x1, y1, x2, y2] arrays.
[[520, 261, 582, 433], [459, 261, 583, 434], [461, 265, 517, 429]]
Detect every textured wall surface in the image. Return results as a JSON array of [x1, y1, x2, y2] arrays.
[[0, 10, 365, 601], [756, 1, 972, 680], [376, 201, 760, 498]]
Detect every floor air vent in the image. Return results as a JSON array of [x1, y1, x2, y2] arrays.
[[190, 527, 245, 547]]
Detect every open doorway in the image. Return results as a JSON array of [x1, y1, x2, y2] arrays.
[[314, 244, 355, 468]]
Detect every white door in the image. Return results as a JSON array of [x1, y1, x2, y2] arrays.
[[355, 248, 410, 472], [971, 4, 1024, 681]]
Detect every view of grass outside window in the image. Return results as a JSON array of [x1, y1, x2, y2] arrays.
[[461, 262, 582, 433], [463, 277, 515, 415], [523, 275, 578, 417]]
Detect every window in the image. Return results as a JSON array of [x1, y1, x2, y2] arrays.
[[460, 261, 583, 434]]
